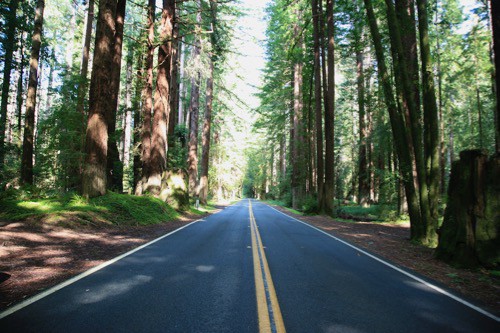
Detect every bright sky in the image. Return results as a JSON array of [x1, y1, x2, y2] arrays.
[[227, 0, 270, 111]]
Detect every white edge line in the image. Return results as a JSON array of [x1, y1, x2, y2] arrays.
[[0, 219, 202, 320], [264, 203, 500, 322]]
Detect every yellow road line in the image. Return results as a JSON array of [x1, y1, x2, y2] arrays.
[[249, 199, 286, 333]]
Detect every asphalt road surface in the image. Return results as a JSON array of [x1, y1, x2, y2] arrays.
[[1, 200, 498, 332]]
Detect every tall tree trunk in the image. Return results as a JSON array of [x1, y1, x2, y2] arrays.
[[417, 0, 440, 245], [312, 0, 324, 208], [356, 35, 369, 207], [168, 13, 179, 153], [354, 7, 370, 207], [106, 0, 126, 192], [122, 54, 133, 191], [364, 0, 424, 241], [188, 0, 202, 197], [147, 0, 175, 194], [132, 52, 143, 191], [81, 0, 117, 198], [21, 0, 45, 185], [292, 9, 304, 210], [16, 31, 26, 139], [199, 61, 213, 205], [178, 38, 186, 126], [0, 0, 19, 172], [136, 0, 155, 195], [323, 0, 335, 215], [76, 0, 94, 117], [386, 0, 434, 244], [490, 0, 500, 153]]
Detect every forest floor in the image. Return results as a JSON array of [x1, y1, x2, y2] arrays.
[[1, 202, 499, 316]]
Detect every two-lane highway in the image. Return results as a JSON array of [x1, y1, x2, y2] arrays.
[[1, 199, 498, 332]]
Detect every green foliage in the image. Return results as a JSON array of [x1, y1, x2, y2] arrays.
[[0, 190, 180, 226]]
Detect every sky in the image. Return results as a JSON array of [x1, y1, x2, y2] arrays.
[[226, 0, 270, 111]]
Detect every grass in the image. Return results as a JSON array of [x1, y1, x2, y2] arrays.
[[264, 200, 305, 215], [0, 190, 185, 226]]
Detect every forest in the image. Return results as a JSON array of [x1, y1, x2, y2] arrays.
[[0, 0, 499, 268]]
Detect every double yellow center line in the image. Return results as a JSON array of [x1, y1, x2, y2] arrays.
[[248, 199, 286, 333]]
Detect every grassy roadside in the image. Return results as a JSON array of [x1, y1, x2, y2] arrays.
[[0, 190, 217, 227], [264, 199, 409, 224]]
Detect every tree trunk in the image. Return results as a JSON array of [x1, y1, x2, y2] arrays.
[[136, 0, 155, 196], [436, 150, 499, 268], [364, 0, 423, 240], [106, 0, 126, 192], [168, 12, 179, 153], [16, 31, 26, 139], [132, 52, 143, 191], [187, 0, 202, 197], [147, 0, 175, 194], [122, 54, 133, 191], [292, 9, 304, 210], [417, 0, 440, 245], [490, 0, 500, 153], [312, 0, 324, 208], [0, 0, 19, 171], [323, 0, 335, 215], [20, 0, 45, 185], [356, 39, 369, 207], [199, 61, 214, 205], [76, 0, 94, 118], [81, 0, 117, 198]]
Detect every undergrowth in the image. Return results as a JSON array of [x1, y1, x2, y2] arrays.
[[0, 190, 194, 226]]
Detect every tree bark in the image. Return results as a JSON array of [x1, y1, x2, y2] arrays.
[[490, 0, 500, 153], [364, 0, 423, 241], [147, 0, 175, 194], [312, 0, 324, 208], [292, 8, 304, 210], [136, 0, 155, 195], [0, 0, 19, 171], [187, 0, 202, 197], [199, 61, 214, 205], [21, 0, 45, 185], [122, 54, 133, 191], [76, 0, 94, 118], [168, 11, 179, 153], [323, 0, 335, 216], [81, 0, 117, 198], [356, 32, 369, 207], [417, 0, 440, 245], [106, 0, 126, 192]]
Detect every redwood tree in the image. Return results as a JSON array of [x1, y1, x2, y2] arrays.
[[106, 0, 126, 192], [21, 0, 45, 185], [81, 0, 117, 198], [0, 0, 19, 171], [136, 0, 155, 195], [147, 0, 175, 194]]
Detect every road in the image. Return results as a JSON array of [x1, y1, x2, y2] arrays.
[[1, 200, 498, 332]]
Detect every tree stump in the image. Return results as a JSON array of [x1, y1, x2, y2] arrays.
[[159, 169, 190, 211], [436, 150, 499, 268]]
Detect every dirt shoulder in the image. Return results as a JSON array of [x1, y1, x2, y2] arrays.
[[1, 203, 499, 317], [270, 205, 500, 316]]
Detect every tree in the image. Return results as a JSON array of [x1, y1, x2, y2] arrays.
[[21, 0, 45, 185], [106, 0, 126, 192], [81, 0, 117, 198], [0, 0, 19, 172], [187, 0, 202, 197], [416, 0, 440, 243], [323, 0, 335, 215], [136, 0, 155, 195], [491, 0, 500, 152], [312, 0, 324, 209], [147, 0, 175, 194]]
